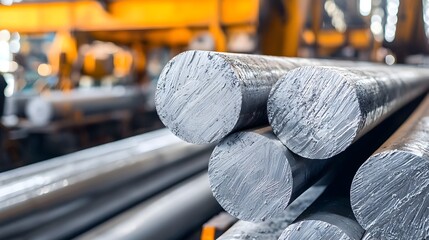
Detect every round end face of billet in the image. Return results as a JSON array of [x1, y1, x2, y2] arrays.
[[155, 50, 242, 144], [268, 66, 361, 159], [26, 98, 53, 126], [279, 220, 353, 240], [351, 150, 429, 239], [208, 131, 294, 222]]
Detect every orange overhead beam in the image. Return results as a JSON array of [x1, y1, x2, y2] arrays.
[[0, 0, 259, 33]]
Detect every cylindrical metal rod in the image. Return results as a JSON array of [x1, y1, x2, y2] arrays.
[[25, 86, 144, 126], [0, 198, 88, 239], [77, 173, 222, 240], [23, 151, 211, 240], [279, 197, 364, 240], [350, 94, 429, 239], [211, 94, 420, 225], [155, 50, 364, 144], [268, 65, 429, 159], [0, 128, 209, 224], [217, 183, 327, 240], [4, 91, 37, 117], [208, 127, 330, 222]]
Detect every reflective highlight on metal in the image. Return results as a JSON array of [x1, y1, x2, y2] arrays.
[[208, 127, 329, 222], [22, 152, 212, 240], [268, 65, 429, 159], [155, 50, 360, 144], [0, 128, 208, 224], [351, 94, 429, 240], [77, 173, 221, 240]]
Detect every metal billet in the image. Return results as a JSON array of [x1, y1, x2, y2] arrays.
[[77, 173, 221, 240], [268, 65, 429, 159], [208, 126, 330, 222], [0, 128, 209, 224], [155, 50, 364, 144], [351, 94, 429, 240]]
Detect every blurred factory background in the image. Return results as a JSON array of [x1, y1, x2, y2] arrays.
[[1, 0, 427, 166], [0, 0, 428, 239]]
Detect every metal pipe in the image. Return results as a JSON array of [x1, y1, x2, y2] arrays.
[[208, 127, 330, 222], [25, 86, 145, 126], [217, 183, 327, 240], [155, 50, 365, 144], [0, 128, 209, 224], [77, 173, 222, 240], [22, 151, 212, 240], [268, 65, 429, 159], [350, 94, 429, 240]]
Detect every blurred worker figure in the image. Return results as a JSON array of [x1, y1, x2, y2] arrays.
[[0, 74, 8, 168]]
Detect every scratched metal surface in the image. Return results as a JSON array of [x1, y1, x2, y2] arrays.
[[217, 185, 326, 240], [279, 197, 364, 240], [268, 65, 429, 159], [351, 94, 429, 240], [155, 50, 362, 144], [0, 128, 209, 224], [208, 127, 329, 222]]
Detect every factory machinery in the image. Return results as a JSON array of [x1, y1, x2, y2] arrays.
[[156, 50, 429, 240]]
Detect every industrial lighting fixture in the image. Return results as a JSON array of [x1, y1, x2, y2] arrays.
[[359, 0, 372, 16]]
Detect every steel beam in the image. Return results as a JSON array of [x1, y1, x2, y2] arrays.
[[208, 127, 330, 222], [76, 173, 222, 240], [350, 94, 429, 240], [0, 128, 209, 224], [155, 50, 362, 144], [268, 65, 429, 159]]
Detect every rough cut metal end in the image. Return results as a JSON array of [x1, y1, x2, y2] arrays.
[[268, 65, 429, 159], [351, 94, 429, 239], [155, 50, 242, 144], [208, 128, 294, 222]]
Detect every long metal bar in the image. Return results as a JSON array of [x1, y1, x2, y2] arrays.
[[155, 50, 366, 144], [0, 128, 209, 224], [350, 94, 429, 240], [25, 86, 145, 125], [208, 127, 330, 222], [210, 94, 421, 224], [0, 198, 88, 239], [268, 65, 429, 159], [217, 183, 327, 240], [20, 151, 212, 240], [77, 173, 222, 240]]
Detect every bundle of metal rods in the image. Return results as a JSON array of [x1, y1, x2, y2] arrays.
[[0, 128, 217, 239], [156, 50, 429, 239]]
